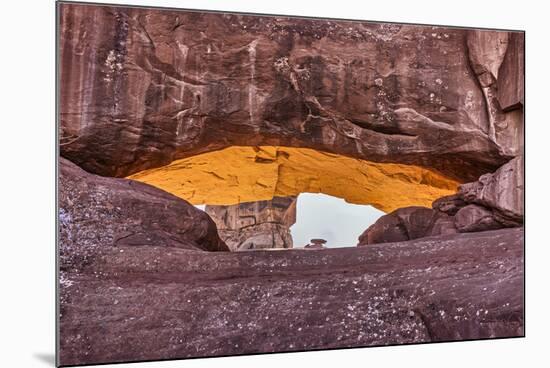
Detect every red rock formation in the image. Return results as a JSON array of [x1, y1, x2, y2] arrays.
[[458, 155, 523, 225], [466, 31, 524, 157], [59, 3, 523, 183], [59, 157, 229, 261], [59, 227, 523, 366], [205, 196, 296, 250], [357, 206, 457, 245], [454, 204, 502, 233], [496, 33, 525, 111], [57, 4, 524, 365], [303, 238, 328, 249], [358, 156, 523, 245]]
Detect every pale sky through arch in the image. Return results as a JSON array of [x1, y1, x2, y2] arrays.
[[291, 193, 385, 248], [195, 193, 385, 248]]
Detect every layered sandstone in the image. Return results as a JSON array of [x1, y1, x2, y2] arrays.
[[57, 4, 524, 365], [59, 3, 523, 184], [59, 227, 523, 366], [358, 156, 523, 245], [467, 31, 524, 156], [205, 196, 297, 251], [457, 155, 523, 224], [128, 146, 458, 212]]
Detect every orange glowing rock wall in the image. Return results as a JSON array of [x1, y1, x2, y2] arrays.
[[128, 146, 459, 213]]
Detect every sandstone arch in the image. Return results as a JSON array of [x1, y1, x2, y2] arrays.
[[128, 145, 458, 213], [57, 5, 524, 364], [126, 145, 460, 251], [59, 4, 523, 185]]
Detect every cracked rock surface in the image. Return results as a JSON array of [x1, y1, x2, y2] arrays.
[[57, 4, 524, 366], [59, 4, 523, 182], [59, 227, 523, 366]]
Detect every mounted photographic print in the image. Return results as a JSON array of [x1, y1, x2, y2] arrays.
[[57, 1, 525, 366]]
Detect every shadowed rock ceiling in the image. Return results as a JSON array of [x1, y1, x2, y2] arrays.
[[128, 146, 459, 213], [57, 5, 524, 364]]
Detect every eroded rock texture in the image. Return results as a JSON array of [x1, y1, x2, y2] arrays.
[[359, 156, 523, 245], [59, 227, 523, 366], [59, 3, 523, 183], [58, 4, 524, 365], [357, 207, 457, 245], [128, 146, 458, 212], [458, 155, 523, 225], [466, 31, 524, 157], [59, 157, 229, 267], [205, 196, 296, 251]]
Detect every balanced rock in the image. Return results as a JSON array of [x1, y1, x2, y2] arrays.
[[304, 239, 328, 249]]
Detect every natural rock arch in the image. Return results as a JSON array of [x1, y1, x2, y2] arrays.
[[59, 4, 523, 185], [128, 145, 459, 212], [126, 145, 460, 251]]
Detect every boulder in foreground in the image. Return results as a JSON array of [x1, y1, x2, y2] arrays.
[[59, 227, 523, 366], [359, 156, 523, 245], [59, 157, 228, 272]]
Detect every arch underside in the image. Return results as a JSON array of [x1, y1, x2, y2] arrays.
[[128, 145, 459, 213]]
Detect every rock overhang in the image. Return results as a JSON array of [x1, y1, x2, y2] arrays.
[[59, 4, 522, 185], [127, 145, 460, 213]]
